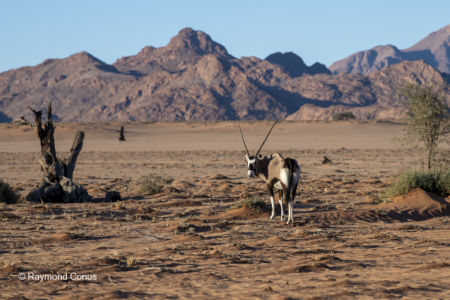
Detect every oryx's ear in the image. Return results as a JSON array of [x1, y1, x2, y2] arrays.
[[257, 154, 263, 159]]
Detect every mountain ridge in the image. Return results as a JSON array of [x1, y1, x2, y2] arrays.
[[329, 24, 450, 75], [0, 27, 448, 122]]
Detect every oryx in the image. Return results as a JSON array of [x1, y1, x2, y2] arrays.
[[239, 121, 301, 224]]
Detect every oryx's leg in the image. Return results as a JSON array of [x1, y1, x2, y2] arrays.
[[287, 200, 294, 224], [285, 184, 293, 224], [267, 184, 275, 219], [287, 201, 291, 224], [278, 190, 286, 221], [287, 168, 300, 224]]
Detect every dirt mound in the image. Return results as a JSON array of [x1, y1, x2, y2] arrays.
[[256, 236, 285, 246], [211, 207, 266, 221], [381, 188, 450, 219], [155, 199, 203, 208], [282, 263, 333, 273], [302, 188, 450, 225], [411, 262, 450, 271], [0, 264, 23, 274], [36, 232, 82, 245]]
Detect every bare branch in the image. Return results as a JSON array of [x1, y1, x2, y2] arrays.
[[63, 131, 85, 179], [28, 106, 43, 129], [47, 102, 52, 123]]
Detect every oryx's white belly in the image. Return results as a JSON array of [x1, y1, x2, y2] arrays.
[[274, 169, 290, 190], [281, 168, 289, 184]]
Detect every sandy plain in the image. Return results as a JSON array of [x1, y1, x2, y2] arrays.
[[0, 121, 449, 299]]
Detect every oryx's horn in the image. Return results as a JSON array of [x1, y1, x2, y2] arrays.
[[238, 124, 250, 157], [255, 121, 278, 157]]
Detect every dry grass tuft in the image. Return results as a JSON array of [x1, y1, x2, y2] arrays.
[[231, 196, 270, 213], [136, 176, 170, 195], [126, 257, 138, 267], [0, 179, 19, 204]]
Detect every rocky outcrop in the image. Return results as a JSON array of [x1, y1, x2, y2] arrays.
[[265, 52, 330, 77]]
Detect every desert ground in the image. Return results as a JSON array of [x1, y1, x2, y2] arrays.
[[0, 121, 449, 299]]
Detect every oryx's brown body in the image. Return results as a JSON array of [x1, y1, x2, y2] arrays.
[[248, 153, 300, 223], [239, 122, 301, 224]]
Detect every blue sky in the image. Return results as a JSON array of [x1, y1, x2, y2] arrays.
[[1, 0, 449, 73]]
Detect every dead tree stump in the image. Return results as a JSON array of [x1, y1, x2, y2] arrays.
[[26, 102, 91, 203], [322, 156, 333, 165], [119, 125, 126, 141]]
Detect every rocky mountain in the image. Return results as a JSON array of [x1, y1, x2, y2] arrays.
[[113, 28, 232, 75], [329, 25, 450, 75], [265, 52, 330, 77], [286, 60, 447, 120], [0, 27, 448, 122]]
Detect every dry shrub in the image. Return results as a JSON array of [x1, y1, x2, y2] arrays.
[[136, 176, 169, 195], [333, 111, 355, 121], [0, 179, 19, 204], [231, 196, 270, 213], [126, 257, 138, 267]]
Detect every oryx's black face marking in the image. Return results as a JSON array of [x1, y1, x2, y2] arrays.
[[245, 154, 256, 178], [239, 121, 278, 179]]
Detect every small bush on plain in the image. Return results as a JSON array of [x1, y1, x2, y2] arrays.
[[137, 176, 168, 195], [381, 169, 450, 202], [231, 196, 270, 212], [333, 111, 355, 121], [0, 180, 19, 204]]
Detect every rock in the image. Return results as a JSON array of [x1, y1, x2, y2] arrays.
[[26, 182, 63, 203], [322, 156, 333, 165], [105, 191, 121, 202], [59, 177, 91, 203]]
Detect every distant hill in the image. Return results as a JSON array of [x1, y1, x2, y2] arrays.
[[265, 52, 330, 77], [0, 27, 448, 122], [329, 25, 450, 75]]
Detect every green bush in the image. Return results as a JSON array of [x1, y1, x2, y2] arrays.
[[401, 83, 449, 169], [333, 111, 355, 121], [0, 180, 19, 204], [381, 170, 450, 202], [231, 196, 270, 212]]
